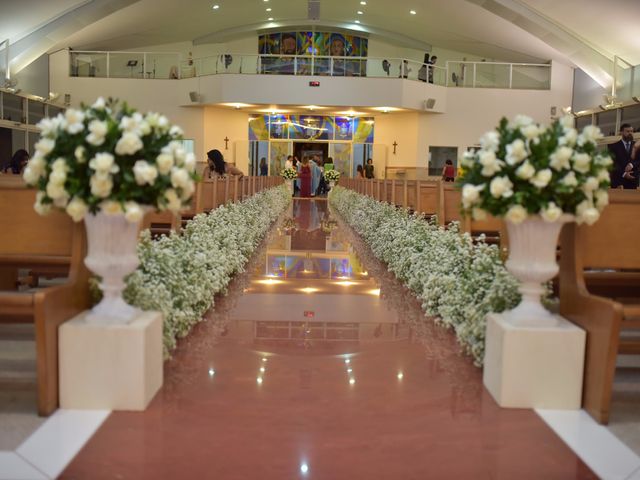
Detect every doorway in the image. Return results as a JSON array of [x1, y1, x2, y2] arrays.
[[294, 142, 328, 164]]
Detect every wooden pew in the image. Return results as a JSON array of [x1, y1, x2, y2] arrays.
[[0, 181, 90, 416], [559, 189, 640, 424], [141, 210, 181, 238]]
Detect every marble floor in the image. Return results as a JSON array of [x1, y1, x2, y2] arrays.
[[57, 198, 606, 479]]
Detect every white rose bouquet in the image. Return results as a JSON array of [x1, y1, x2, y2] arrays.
[[458, 115, 612, 225], [23, 97, 199, 223], [324, 169, 341, 182], [280, 167, 298, 180]]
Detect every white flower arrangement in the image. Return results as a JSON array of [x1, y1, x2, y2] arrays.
[[23, 97, 198, 222], [280, 167, 298, 180], [324, 169, 341, 182], [329, 186, 520, 365], [124, 184, 291, 355], [459, 115, 612, 226]]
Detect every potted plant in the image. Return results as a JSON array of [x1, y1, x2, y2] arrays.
[[458, 115, 612, 326], [280, 166, 298, 194], [324, 169, 341, 188], [23, 97, 198, 324]]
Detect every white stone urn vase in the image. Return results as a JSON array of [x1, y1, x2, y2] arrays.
[[502, 214, 573, 327], [285, 178, 294, 195], [84, 212, 142, 325]]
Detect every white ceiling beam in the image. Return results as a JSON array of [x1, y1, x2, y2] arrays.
[[465, 0, 614, 87], [8, 0, 140, 75]]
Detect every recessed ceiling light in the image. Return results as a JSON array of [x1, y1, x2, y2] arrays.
[[360, 1, 367, 4], [268, 17, 274, 20], [266, 7, 271, 11], [410, 9, 416, 14], [355, 20, 360, 23], [212, 4, 219, 9], [357, 10, 363, 14]]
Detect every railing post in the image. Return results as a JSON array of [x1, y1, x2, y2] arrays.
[[416, 181, 421, 213], [473, 63, 477, 88], [143, 53, 147, 79], [403, 180, 408, 208], [509, 64, 513, 89], [233, 176, 239, 202], [106, 52, 110, 78], [391, 180, 396, 205], [212, 177, 218, 210], [224, 175, 230, 203]]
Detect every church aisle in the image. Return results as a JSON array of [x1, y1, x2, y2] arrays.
[[61, 199, 597, 479]]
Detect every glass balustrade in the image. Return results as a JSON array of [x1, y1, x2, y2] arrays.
[[67, 51, 552, 90]]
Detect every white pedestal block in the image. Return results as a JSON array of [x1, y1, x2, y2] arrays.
[[483, 313, 586, 409], [59, 311, 163, 411]]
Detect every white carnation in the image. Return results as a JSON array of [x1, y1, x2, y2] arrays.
[[164, 189, 182, 213], [23, 165, 41, 185], [133, 160, 158, 186], [572, 153, 591, 174], [115, 132, 143, 156], [33, 192, 51, 216], [86, 119, 108, 146], [49, 168, 67, 186], [489, 176, 514, 198], [505, 139, 528, 165], [594, 190, 609, 209], [156, 153, 174, 175], [35, 138, 55, 155], [530, 169, 552, 188], [549, 146, 573, 171], [64, 109, 85, 134], [561, 171, 578, 188], [180, 180, 196, 201], [184, 152, 196, 173], [92, 97, 106, 110], [516, 161, 535, 180], [75, 145, 87, 163], [578, 125, 603, 145], [51, 157, 68, 172], [65, 197, 88, 222], [169, 125, 184, 137], [479, 131, 500, 152], [101, 200, 122, 215], [478, 150, 502, 176], [89, 152, 118, 174], [90, 173, 113, 198], [124, 202, 144, 223], [505, 205, 528, 224], [512, 114, 533, 128], [558, 128, 578, 147], [582, 176, 599, 193], [597, 169, 610, 183], [171, 167, 190, 189], [559, 115, 574, 129], [461, 184, 484, 207], [46, 180, 67, 200], [540, 202, 563, 222], [521, 124, 542, 141]]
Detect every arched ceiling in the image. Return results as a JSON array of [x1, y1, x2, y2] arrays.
[[2, 0, 638, 86]]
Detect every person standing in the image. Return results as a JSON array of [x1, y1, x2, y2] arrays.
[[608, 123, 638, 189], [259, 157, 268, 176], [442, 159, 455, 182], [299, 158, 312, 197], [428, 56, 438, 84], [356, 164, 365, 178], [2, 149, 29, 174], [364, 158, 375, 179]]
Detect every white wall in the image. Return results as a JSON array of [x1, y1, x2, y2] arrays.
[[203, 107, 249, 173]]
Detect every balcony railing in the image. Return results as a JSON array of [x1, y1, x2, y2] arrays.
[[68, 50, 552, 90]]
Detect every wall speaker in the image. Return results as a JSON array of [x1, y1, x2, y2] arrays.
[[64, 93, 71, 106], [189, 91, 201, 103], [550, 106, 557, 116], [423, 98, 436, 110], [308, 0, 320, 20]]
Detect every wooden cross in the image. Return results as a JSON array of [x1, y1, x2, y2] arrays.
[[392, 141, 398, 155], [224, 136, 230, 150]]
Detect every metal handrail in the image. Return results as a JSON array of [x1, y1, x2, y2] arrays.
[[67, 50, 552, 89]]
